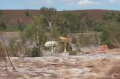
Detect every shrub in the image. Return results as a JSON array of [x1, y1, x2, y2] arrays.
[[72, 37, 78, 44], [27, 47, 43, 57], [102, 20, 120, 48], [78, 32, 101, 47]]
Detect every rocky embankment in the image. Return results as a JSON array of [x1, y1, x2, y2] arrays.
[[0, 54, 120, 79]]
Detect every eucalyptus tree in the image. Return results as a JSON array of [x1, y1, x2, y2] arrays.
[[56, 11, 78, 36], [102, 11, 120, 22], [25, 9, 30, 17], [0, 10, 7, 31], [22, 15, 47, 56], [40, 6, 57, 28], [84, 15, 96, 31], [102, 12, 116, 21], [75, 12, 88, 32], [16, 18, 26, 31], [102, 19, 120, 48], [56, 11, 89, 35]]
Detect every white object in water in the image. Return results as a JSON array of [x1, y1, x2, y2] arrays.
[[44, 41, 58, 53], [44, 41, 58, 47]]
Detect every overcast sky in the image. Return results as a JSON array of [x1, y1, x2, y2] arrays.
[[0, 0, 119, 11]]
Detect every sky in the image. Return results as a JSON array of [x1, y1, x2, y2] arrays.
[[0, 0, 120, 11]]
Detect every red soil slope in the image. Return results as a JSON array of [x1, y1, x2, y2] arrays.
[[2, 9, 120, 25]]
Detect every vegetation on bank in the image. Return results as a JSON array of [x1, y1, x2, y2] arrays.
[[0, 7, 120, 56]]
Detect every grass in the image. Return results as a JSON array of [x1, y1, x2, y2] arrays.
[[5, 26, 20, 32]]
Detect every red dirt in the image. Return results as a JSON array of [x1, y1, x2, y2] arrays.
[[2, 9, 120, 25]]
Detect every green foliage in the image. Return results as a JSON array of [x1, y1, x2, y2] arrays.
[[102, 20, 120, 48], [85, 16, 96, 31], [0, 12, 8, 31], [22, 15, 48, 56], [0, 22, 7, 31], [48, 25, 60, 41], [80, 33, 94, 46], [59, 12, 78, 33], [72, 37, 78, 44], [101, 11, 120, 48], [74, 33, 101, 47], [40, 7, 56, 28], [8, 37, 28, 57], [102, 12, 120, 22], [25, 9, 30, 17], [0, 9, 3, 16], [56, 11, 97, 36], [93, 24, 104, 32], [27, 47, 42, 57], [8, 37, 18, 56], [5, 26, 20, 31], [40, 6, 56, 16], [23, 15, 47, 45], [4, 7, 120, 56], [16, 18, 26, 31]]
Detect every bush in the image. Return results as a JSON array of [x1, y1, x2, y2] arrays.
[[102, 20, 120, 48], [94, 25, 104, 32], [27, 47, 43, 57], [78, 32, 101, 46], [72, 37, 77, 44], [5, 26, 20, 31]]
